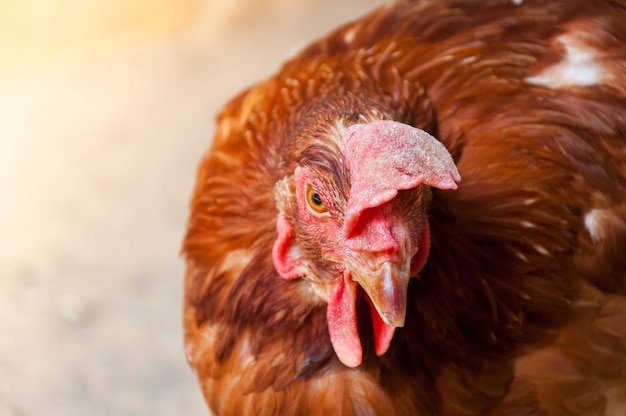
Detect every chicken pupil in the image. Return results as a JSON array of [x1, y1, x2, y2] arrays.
[[311, 191, 323, 206]]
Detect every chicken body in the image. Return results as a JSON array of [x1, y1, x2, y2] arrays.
[[183, 0, 626, 414]]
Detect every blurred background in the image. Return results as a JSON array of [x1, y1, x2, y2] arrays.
[[0, 0, 386, 414]]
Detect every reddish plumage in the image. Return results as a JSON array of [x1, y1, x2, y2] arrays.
[[182, 0, 626, 414]]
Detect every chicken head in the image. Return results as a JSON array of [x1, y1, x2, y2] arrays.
[[273, 120, 460, 367]]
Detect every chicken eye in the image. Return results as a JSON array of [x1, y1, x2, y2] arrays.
[[306, 186, 328, 214]]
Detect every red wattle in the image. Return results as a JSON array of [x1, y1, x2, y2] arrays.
[[327, 274, 362, 367], [369, 302, 397, 356]]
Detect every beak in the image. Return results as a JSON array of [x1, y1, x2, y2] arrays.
[[351, 261, 410, 327]]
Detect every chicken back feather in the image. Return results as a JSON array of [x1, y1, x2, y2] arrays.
[[182, 0, 626, 414]]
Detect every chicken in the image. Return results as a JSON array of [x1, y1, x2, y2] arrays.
[[182, 0, 626, 414]]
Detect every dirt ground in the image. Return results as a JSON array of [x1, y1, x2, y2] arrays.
[[0, 1, 386, 414]]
